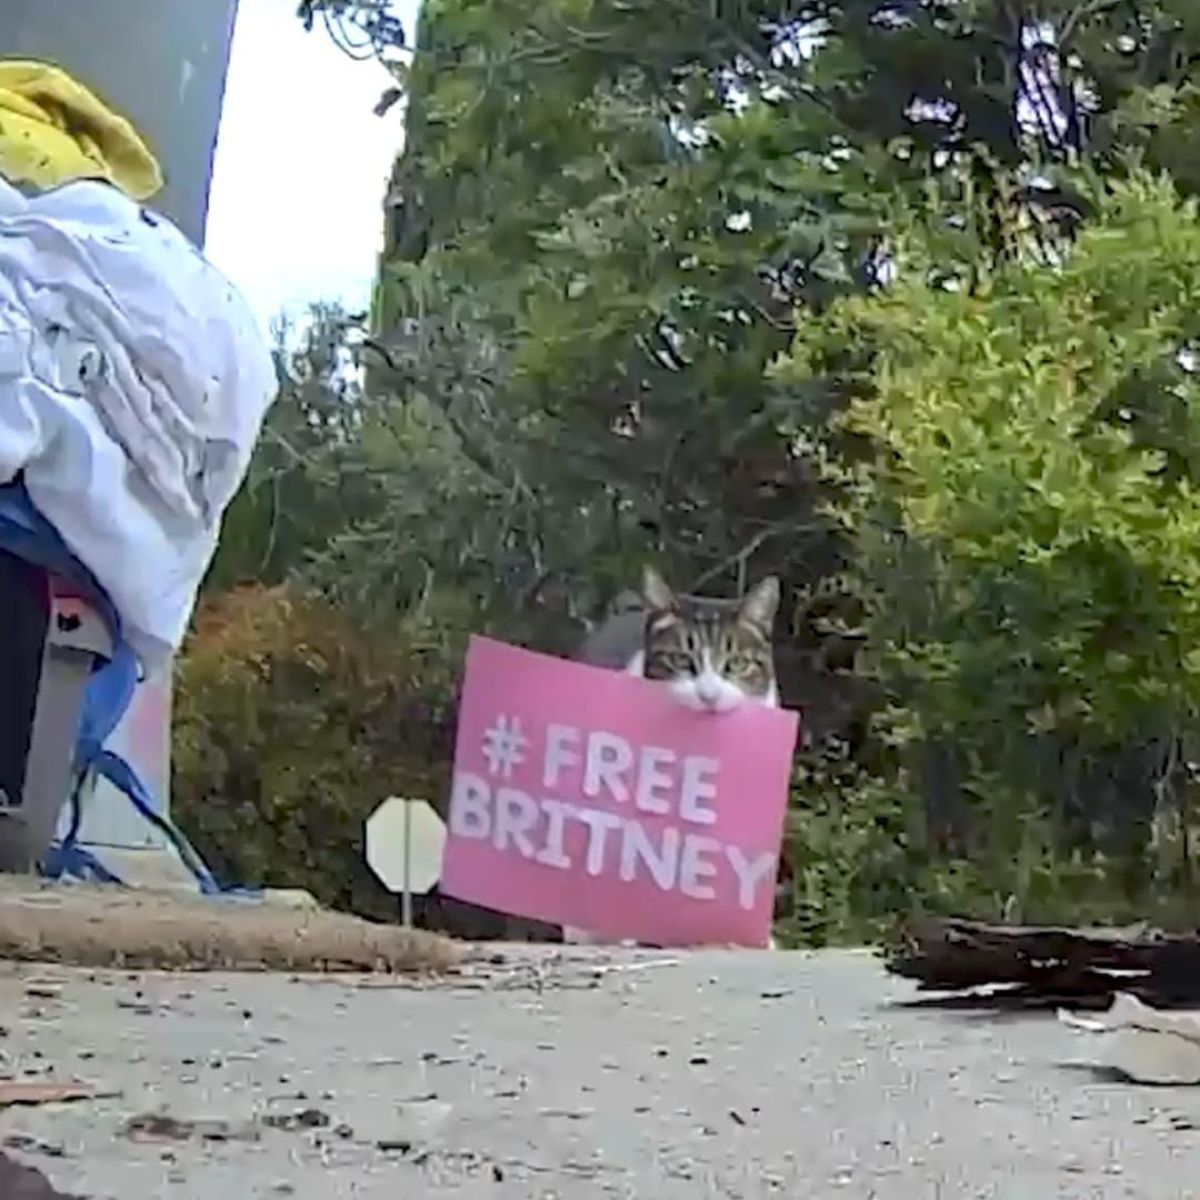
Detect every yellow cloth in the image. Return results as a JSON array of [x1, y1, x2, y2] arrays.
[[0, 60, 162, 199]]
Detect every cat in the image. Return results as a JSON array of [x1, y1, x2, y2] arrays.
[[563, 565, 782, 947], [576, 567, 780, 706]]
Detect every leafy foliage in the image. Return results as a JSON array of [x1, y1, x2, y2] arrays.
[[206, 305, 382, 595], [181, 0, 1200, 937], [172, 585, 456, 918], [777, 172, 1200, 918], [356, 0, 1200, 648]]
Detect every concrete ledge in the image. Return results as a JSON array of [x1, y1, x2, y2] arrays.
[[0, 878, 460, 972]]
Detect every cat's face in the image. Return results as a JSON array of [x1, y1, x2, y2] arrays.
[[639, 567, 780, 713]]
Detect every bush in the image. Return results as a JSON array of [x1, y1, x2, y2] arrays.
[[180, 174, 1200, 940], [171, 584, 458, 918], [774, 172, 1200, 929]]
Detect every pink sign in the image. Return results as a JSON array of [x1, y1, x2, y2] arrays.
[[440, 637, 800, 947]]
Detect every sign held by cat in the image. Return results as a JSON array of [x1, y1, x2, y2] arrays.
[[440, 636, 799, 947]]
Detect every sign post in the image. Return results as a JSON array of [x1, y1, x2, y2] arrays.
[[366, 797, 447, 925]]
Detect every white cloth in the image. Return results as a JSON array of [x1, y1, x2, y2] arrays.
[[0, 177, 277, 668]]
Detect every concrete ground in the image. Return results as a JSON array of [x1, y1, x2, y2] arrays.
[[0, 947, 1196, 1199]]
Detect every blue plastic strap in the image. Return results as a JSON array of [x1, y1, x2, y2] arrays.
[[77, 643, 140, 762], [0, 482, 240, 895], [40, 768, 124, 884], [42, 841, 125, 885], [90, 750, 220, 893]]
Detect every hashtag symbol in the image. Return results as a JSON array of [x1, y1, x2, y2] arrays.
[[481, 714, 529, 780]]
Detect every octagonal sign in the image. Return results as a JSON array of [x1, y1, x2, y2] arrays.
[[366, 797, 447, 895]]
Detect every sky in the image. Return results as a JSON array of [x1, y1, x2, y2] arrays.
[[204, 0, 421, 337]]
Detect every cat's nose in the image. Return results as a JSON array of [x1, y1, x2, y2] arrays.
[[696, 679, 722, 708]]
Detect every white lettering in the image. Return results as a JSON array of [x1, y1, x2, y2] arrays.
[[634, 746, 675, 815], [544, 724, 582, 789], [536, 798, 574, 869], [449, 772, 491, 839], [679, 756, 720, 826], [583, 732, 633, 804], [619, 821, 680, 891], [679, 834, 720, 900], [494, 787, 538, 857], [725, 847, 776, 910], [456, 760, 775, 932], [574, 806, 623, 875]]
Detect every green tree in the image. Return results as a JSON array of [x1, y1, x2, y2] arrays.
[[777, 172, 1200, 918], [206, 304, 384, 595], [245, 0, 1200, 934], [342, 0, 1200, 634]]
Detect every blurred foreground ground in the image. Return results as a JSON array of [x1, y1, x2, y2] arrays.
[[0, 945, 1196, 1197]]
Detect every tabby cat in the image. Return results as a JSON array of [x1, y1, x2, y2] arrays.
[[564, 566, 782, 945], [579, 566, 780, 708]]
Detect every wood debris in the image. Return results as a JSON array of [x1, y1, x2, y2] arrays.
[[886, 917, 1200, 1009]]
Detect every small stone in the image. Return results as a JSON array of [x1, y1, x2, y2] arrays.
[[377, 1138, 412, 1154], [260, 1108, 330, 1132]]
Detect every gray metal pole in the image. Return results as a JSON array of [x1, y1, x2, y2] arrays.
[[0, 0, 240, 247]]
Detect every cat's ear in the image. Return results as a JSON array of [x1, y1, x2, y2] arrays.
[[642, 565, 677, 613], [739, 575, 780, 631]]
